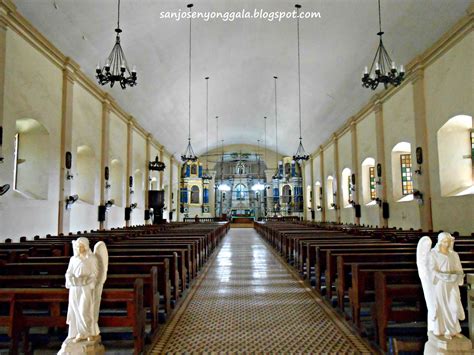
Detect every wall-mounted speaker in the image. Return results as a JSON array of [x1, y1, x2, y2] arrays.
[[354, 204, 361, 218], [377, 163, 382, 178], [382, 202, 390, 219], [351, 173, 356, 185], [144, 209, 150, 221], [125, 207, 131, 221], [98, 205, 106, 222], [104, 166, 109, 181], [65, 151, 72, 170], [416, 147, 423, 164], [0, 126, 3, 146]]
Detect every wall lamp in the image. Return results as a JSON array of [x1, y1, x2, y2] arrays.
[[130, 203, 137, 210], [105, 199, 115, 209], [0, 184, 10, 197], [66, 194, 79, 209], [413, 190, 423, 204]]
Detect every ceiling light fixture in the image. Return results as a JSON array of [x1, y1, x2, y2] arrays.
[[361, 0, 405, 90], [272, 76, 282, 180], [96, 0, 137, 89], [293, 4, 309, 162], [181, 4, 198, 162]]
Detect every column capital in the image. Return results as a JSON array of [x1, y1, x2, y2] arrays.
[[101, 93, 112, 108], [410, 58, 425, 84], [373, 99, 383, 114], [63, 57, 79, 83], [146, 133, 153, 142], [127, 116, 135, 127], [350, 116, 358, 128], [332, 133, 338, 142]]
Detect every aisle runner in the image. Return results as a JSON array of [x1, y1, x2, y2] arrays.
[[149, 229, 373, 354]]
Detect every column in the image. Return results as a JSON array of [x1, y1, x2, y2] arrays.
[[176, 162, 181, 222], [57, 58, 78, 234], [302, 161, 308, 220], [309, 156, 315, 221], [0, 1, 12, 164], [125, 118, 133, 227], [374, 97, 388, 228], [168, 156, 174, 221], [350, 119, 361, 225], [99, 95, 111, 230], [159, 147, 164, 190], [411, 61, 433, 231], [144, 135, 151, 224], [333, 134, 341, 223], [319, 146, 326, 222]]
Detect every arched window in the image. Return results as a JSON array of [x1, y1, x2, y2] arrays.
[[361, 157, 376, 205], [235, 183, 247, 200], [284, 163, 291, 176], [236, 162, 245, 175], [341, 168, 353, 208], [391, 142, 413, 202], [315, 181, 322, 210], [190, 185, 200, 204], [110, 159, 124, 207], [13, 118, 50, 199], [282, 184, 292, 204], [76, 145, 96, 204], [327, 176, 335, 209], [190, 164, 197, 175], [134, 169, 144, 208], [437, 115, 473, 196]]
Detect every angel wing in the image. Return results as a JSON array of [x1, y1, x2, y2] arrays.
[[93, 241, 108, 325], [416, 236, 435, 322]]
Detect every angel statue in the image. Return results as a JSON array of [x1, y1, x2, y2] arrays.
[[417, 232, 465, 340], [62, 237, 108, 344]]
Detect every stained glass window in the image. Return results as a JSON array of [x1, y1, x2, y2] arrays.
[[369, 166, 376, 200], [400, 154, 413, 195]]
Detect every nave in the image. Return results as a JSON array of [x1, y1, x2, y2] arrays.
[[150, 228, 373, 354]]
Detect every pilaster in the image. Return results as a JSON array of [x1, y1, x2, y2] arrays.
[[333, 134, 341, 223], [374, 97, 388, 227], [125, 118, 133, 227], [319, 146, 326, 222], [350, 119, 360, 225], [99, 95, 111, 230]]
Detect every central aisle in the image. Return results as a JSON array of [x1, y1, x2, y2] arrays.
[[150, 228, 373, 354]]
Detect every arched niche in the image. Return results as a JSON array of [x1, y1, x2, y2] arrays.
[[341, 167, 353, 208], [315, 181, 322, 210], [361, 157, 376, 206], [13, 118, 50, 199], [110, 159, 123, 207], [134, 169, 144, 209], [327, 176, 334, 209], [190, 185, 200, 204], [306, 185, 312, 207], [282, 184, 292, 204], [391, 142, 413, 202], [437, 115, 473, 196], [150, 176, 158, 191], [76, 145, 96, 204]]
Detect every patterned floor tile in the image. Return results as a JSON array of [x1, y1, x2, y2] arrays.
[[149, 229, 375, 354]]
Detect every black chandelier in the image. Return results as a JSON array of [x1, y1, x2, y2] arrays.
[[202, 77, 212, 182], [96, 0, 137, 89], [181, 4, 198, 163], [292, 4, 309, 162], [362, 0, 405, 90], [149, 156, 166, 171], [272, 76, 282, 180]]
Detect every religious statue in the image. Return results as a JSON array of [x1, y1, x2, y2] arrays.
[[59, 237, 108, 354], [417, 232, 465, 340]]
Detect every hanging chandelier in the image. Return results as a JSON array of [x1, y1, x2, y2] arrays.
[[293, 4, 310, 162], [96, 0, 137, 89], [202, 76, 212, 182], [361, 0, 405, 90], [272, 76, 282, 180], [181, 4, 198, 162]]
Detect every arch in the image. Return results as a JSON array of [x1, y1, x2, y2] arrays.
[[315, 181, 322, 210], [327, 176, 335, 209], [110, 159, 123, 207], [190, 185, 200, 204], [341, 168, 353, 208], [391, 142, 413, 202], [134, 169, 144, 209], [437, 115, 473, 196], [361, 157, 376, 205], [235, 183, 247, 200], [284, 163, 291, 176], [190, 164, 197, 175], [13, 118, 50, 199], [76, 145, 96, 204], [282, 184, 292, 204]]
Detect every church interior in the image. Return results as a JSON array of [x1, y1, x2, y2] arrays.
[[0, 0, 472, 353]]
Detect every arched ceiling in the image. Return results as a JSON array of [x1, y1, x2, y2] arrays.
[[13, 0, 471, 158]]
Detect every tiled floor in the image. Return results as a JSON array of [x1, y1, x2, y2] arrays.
[[150, 228, 374, 354]]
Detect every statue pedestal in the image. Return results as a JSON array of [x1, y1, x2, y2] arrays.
[[58, 336, 105, 355], [424, 332, 474, 354]]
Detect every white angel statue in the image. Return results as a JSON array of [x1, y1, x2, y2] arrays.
[[63, 237, 108, 343], [417, 232, 465, 339]]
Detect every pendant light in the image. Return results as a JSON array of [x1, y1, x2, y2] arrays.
[[272, 76, 282, 180], [202, 76, 212, 181], [293, 4, 309, 162], [181, 4, 198, 162]]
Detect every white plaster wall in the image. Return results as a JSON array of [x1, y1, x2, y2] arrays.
[[323, 143, 336, 222], [356, 113, 379, 226], [0, 30, 62, 241], [425, 32, 474, 234], [338, 131, 354, 223], [108, 113, 127, 229], [383, 84, 420, 230], [69, 84, 102, 233]]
